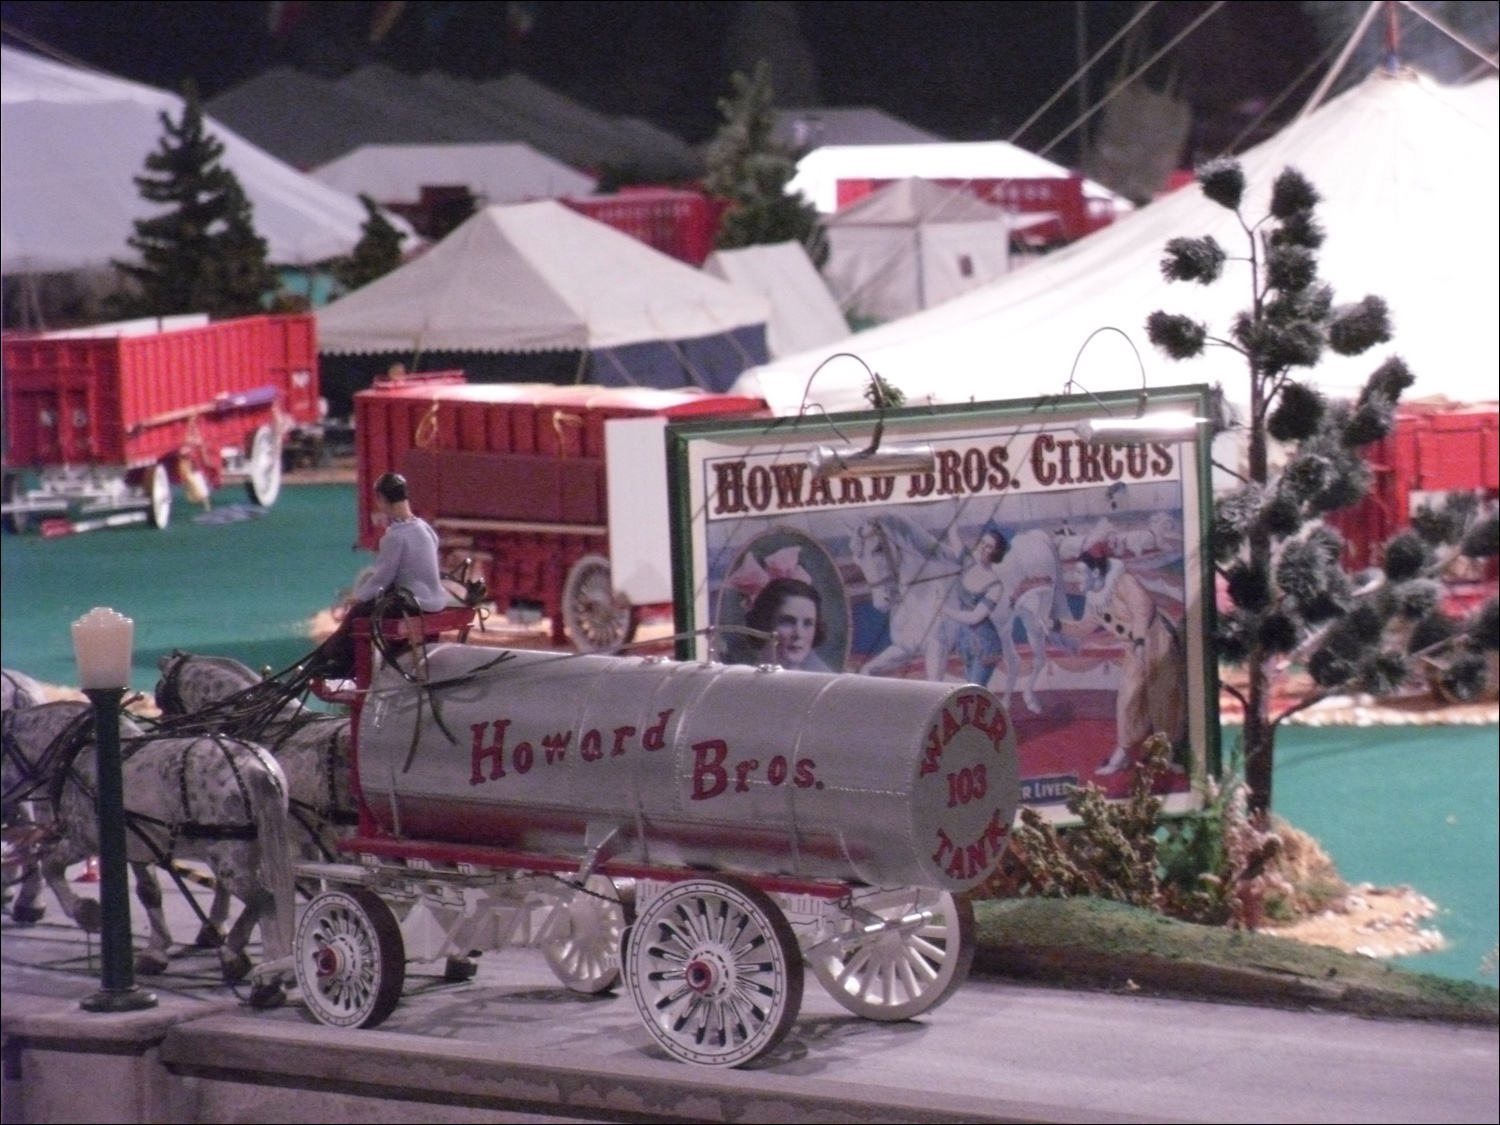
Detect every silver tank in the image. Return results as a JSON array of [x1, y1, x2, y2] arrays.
[[356, 646, 1019, 892]]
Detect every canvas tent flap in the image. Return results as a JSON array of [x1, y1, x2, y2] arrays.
[[312, 142, 595, 205], [736, 71, 1499, 414], [317, 201, 770, 387], [703, 241, 849, 358], [820, 179, 1011, 322], [2, 47, 400, 274]]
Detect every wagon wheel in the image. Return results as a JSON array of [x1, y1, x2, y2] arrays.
[[244, 424, 283, 508], [147, 463, 172, 530], [806, 887, 974, 1022], [2, 472, 27, 534], [542, 875, 631, 994], [294, 887, 405, 1029], [625, 876, 802, 1067], [562, 555, 635, 653]]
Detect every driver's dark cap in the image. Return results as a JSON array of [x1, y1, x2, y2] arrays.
[[374, 471, 408, 503]]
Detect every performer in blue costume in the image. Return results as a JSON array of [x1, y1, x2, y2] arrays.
[[947, 523, 1007, 688]]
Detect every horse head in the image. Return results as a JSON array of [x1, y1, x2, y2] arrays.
[[850, 518, 899, 611]]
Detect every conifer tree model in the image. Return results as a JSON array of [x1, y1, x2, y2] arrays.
[[1149, 161, 1496, 813], [704, 62, 826, 265], [112, 83, 277, 319]]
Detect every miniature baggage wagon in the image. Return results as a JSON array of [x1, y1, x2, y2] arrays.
[[292, 608, 1020, 1066], [2, 313, 320, 534], [354, 374, 762, 650]]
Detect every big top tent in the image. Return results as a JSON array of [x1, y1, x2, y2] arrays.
[[1, 46, 399, 275], [738, 71, 1499, 417]]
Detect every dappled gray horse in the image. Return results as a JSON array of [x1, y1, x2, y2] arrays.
[[1, 702, 295, 995]]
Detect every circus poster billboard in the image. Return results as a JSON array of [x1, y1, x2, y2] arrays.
[[666, 385, 1219, 818]]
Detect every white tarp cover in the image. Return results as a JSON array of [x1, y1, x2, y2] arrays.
[[1, 46, 395, 273], [738, 71, 1500, 414], [317, 200, 769, 355], [820, 178, 1011, 321], [773, 106, 945, 150], [312, 142, 595, 205], [703, 240, 849, 358], [788, 139, 1130, 214]]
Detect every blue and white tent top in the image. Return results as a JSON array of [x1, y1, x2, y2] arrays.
[[1, 46, 402, 274], [311, 142, 595, 206], [316, 201, 770, 391]]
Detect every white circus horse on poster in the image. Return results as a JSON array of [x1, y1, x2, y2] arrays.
[[849, 514, 966, 682]]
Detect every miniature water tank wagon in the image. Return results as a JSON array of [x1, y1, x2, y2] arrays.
[[291, 610, 1020, 1066]]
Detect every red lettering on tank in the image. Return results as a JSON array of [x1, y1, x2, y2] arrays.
[[931, 828, 956, 867], [642, 709, 673, 751], [610, 726, 636, 756], [966, 839, 989, 876], [983, 808, 1009, 852], [985, 707, 1009, 749], [469, 720, 509, 785], [946, 846, 970, 880], [767, 754, 788, 786], [919, 727, 943, 776], [972, 693, 992, 731], [691, 740, 729, 800], [941, 708, 960, 747], [543, 731, 572, 764], [580, 729, 603, 762], [955, 693, 977, 727], [794, 758, 817, 789], [513, 741, 534, 774], [733, 758, 759, 792]]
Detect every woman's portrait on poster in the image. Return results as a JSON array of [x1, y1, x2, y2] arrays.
[[718, 530, 849, 672]]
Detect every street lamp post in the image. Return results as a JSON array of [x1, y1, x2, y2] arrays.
[[71, 607, 157, 1013]]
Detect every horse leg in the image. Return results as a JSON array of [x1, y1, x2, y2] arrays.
[[1018, 603, 1050, 714], [194, 884, 231, 948], [218, 884, 285, 1008], [12, 863, 46, 924], [131, 863, 173, 975], [860, 643, 914, 677], [40, 850, 100, 932]]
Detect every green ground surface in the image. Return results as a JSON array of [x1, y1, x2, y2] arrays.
[[3, 481, 1496, 990], [1, 485, 361, 692]]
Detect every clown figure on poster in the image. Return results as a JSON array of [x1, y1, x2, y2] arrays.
[[1074, 543, 1188, 775]]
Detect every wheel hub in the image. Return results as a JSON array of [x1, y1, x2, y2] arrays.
[[313, 941, 347, 980], [684, 949, 731, 997]]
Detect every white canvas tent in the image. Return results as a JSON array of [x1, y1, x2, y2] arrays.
[[820, 178, 1012, 322], [317, 201, 769, 393], [702, 241, 848, 359], [787, 139, 1128, 215], [1, 47, 396, 274], [312, 143, 595, 206], [737, 71, 1500, 416]]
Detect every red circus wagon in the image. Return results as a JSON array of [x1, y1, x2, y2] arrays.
[[2, 313, 321, 534], [353, 373, 763, 650]]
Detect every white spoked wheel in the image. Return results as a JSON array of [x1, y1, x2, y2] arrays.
[[806, 887, 974, 1022], [295, 887, 405, 1029], [562, 555, 635, 653], [147, 463, 172, 529], [543, 875, 630, 994], [625, 876, 802, 1068], [244, 424, 283, 507]]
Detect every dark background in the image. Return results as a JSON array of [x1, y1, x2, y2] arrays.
[[2, 1, 1334, 165]]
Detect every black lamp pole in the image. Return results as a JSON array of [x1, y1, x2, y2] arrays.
[[73, 608, 156, 1014]]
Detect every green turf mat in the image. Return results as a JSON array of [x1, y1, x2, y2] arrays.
[[1269, 723, 1499, 984], [1, 484, 361, 692]]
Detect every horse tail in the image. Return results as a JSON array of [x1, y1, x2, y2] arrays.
[[243, 745, 296, 961]]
